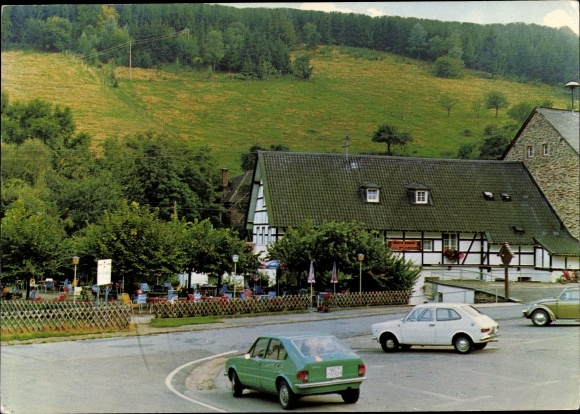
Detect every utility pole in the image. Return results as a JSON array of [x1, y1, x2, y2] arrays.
[[129, 41, 132, 81]]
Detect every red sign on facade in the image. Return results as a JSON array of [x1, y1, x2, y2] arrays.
[[388, 240, 422, 251]]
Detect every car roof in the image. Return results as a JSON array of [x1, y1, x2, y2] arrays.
[[260, 332, 338, 341], [414, 302, 472, 308]]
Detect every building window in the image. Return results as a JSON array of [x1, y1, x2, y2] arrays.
[[443, 233, 458, 250], [415, 190, 428, 204], [423, 240, 432, 251], [527, 145, 533, 158], [542, 143, 549, 156], [366, 188, 379, 203]]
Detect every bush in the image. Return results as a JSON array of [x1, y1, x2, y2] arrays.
[[432, 55, 464, 78]]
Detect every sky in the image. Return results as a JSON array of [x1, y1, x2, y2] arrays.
[[214, 1, 580, 35]]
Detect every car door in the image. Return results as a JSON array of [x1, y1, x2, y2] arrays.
[[401, 307, 437, 345], [241, 337, 270, 390], [434, 307, 464, 345], [259, 338, 288, 393], [556, 289, 580, 319]]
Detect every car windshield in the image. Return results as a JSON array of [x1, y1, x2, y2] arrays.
[[293, 336, 353, 357]]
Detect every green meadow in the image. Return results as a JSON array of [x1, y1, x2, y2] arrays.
[[1, 47, 569, 175]]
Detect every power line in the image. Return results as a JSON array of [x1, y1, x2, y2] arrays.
[[77, 29, 189, 61]]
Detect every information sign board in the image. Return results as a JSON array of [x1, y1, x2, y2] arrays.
[[97, 259, 112, 286]]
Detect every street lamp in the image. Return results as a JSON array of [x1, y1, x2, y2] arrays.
[[357, 254, 364, 295], [72, 256, 79, 303], [565, 81, 579, 112], [232, 254, 239, 299]]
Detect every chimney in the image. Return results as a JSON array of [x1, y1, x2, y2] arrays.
[[221, 168, 228, 188]]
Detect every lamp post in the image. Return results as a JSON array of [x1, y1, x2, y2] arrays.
[[72, 256, 79, 303], [565, 81, 579, 112], [357, 254, 364, 296], [232, 254, 239, 299]]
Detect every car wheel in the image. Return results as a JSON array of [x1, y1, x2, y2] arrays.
[[453, 335, 473, 354], [473, 342, 487, 350], [531, 309, 551, 326], [341, 388, 360, 404], [380, 334, 400, 352], [230, 371, 243, 398], [278, 379, 296, 410]]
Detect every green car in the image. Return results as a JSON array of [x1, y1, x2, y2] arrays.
[[523, 286, 580, 326], [224, 332, 366, 410]]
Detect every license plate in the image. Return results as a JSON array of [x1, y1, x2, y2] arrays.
[[326, 365, 343, 379]]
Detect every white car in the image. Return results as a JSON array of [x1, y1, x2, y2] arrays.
[[371, 303, 499, 354]]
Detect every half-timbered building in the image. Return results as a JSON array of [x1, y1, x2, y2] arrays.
[[246, 151, 579, 293]]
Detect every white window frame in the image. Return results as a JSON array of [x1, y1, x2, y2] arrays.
[[423, 240, 433, 251], [366, 188, 380, 203], [542, 143, 549, 156], [443, 233, 458, 250], [415, 190, 428, 204], [527, 145, 533, 158]]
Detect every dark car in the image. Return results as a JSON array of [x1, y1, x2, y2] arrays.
[[225, 332, 366, 409], [523, 286, 580, 326]]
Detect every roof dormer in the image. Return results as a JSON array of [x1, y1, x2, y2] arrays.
[[406, 182, 431, 205], [360, 182, 380, 203]]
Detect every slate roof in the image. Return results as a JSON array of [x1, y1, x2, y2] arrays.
[[536, 107, 579, 154], [255, 151, 579, 248]]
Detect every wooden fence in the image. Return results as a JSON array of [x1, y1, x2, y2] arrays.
[[152, 291, 410, 318], [1, 301, 132, 334], [1, 290, 410, 334]]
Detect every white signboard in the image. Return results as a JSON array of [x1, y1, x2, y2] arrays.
[[97, 259, 112, 286]]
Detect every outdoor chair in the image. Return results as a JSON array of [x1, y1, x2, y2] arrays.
[[133, 293, 147, 313]]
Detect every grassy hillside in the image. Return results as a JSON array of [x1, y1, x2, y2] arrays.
[[1, 48, 569, 175]]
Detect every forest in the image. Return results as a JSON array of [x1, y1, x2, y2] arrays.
[[1, 3, 578, 85]]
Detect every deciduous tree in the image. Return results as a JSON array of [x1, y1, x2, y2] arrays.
[[371, 123, 412, 155], [485, 90, 508, 118]]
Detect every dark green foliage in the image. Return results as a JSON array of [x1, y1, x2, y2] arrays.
[[292, 53, 313, 80], [1, 199, 71, 280], [100, 131, 222, 224], [408, 23, 428, 59], [485, 90, 509, 118], [507, 101, 536, 123], [267, 220, 419, 292], [457, 143, 476, 159], [241, 144, 289, 171], [478, 124, 510, 160], [1, 98, 75, 148], [371, 124, 412, 155], [432, 55, 464, 78]]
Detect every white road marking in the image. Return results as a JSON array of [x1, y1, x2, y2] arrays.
[[165, 350, 238, 412]]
